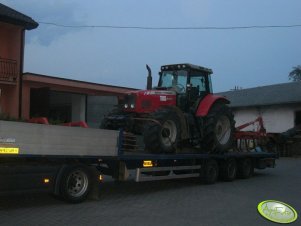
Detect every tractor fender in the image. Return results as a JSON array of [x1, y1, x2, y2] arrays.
[[196, 94, 230, 117]]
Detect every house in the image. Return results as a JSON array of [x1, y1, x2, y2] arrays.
[[0, 3, 38, 118], [218, 82, 301, 133], [22, 73, 135, 128], [0, 3, 135, 127]]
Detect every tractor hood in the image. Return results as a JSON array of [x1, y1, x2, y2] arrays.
[[123, 90, 177, 113]]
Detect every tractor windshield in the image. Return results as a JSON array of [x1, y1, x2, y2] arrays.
[[159, 70, 187, 93]]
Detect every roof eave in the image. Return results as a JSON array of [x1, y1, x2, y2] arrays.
[[0, 15, 38, 30], [230, 101, 301, 108]]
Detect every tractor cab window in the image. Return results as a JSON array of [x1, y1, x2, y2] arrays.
[[159, 70, 187, 93], [190, 76, 206, 92], [189, 72, 210, 95]]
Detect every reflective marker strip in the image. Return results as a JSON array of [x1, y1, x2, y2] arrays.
[[0, 147, 19, 154]]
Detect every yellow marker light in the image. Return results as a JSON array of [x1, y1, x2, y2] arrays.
[[143, 160, 153, 167], [44, 178, 50, 184], [99, 175, 103, 181]]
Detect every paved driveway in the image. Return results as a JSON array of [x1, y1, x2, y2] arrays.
[[0, 158, 300, 226]]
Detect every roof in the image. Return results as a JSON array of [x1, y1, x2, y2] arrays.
[[217, 81, 301, 108], [23, 72, 137, 95], [0, 3, 38, 30], [161, 63, 213, 74]]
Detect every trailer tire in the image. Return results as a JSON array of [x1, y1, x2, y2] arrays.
[[220, 159, 237, 181], [201, 159, 219, 184], [238, 158, 254, 179], [59, 165, 91, 203]]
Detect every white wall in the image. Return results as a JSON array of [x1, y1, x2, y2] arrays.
[[233, 105, 300, 133]]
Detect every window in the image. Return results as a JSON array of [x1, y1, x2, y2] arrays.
[[190, 76, 206, 92], [189, 71, 208, 94], [159, 70, 187, 93]]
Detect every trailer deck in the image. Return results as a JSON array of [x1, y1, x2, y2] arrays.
[[0, 120, 119, 157], [0, 120, 277, 203]]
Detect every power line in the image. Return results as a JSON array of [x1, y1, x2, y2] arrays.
[[38, 21, 301, 30]]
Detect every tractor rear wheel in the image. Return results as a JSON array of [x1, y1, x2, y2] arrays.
[[143, 109, 181, 153], [202, 103, 235, 153]]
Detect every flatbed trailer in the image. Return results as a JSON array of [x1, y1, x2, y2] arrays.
[[0, 120, 277, 203]]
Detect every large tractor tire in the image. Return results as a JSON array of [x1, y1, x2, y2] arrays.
[[143, 109, 181, 153], [202, 103, 235, 153], [100, 108, 126, 130]]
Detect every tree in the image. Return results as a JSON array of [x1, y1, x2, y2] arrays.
[[289, 65, 301, 82]]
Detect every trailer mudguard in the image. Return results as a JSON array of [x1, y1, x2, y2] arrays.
[[195, 94, 230, 117]]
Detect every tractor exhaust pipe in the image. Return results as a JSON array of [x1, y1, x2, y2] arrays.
[[146, 64, 152, 90]]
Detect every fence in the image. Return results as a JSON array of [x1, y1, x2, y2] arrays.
[[0, 58, 18, 83]]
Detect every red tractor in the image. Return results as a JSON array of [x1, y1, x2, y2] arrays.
[[102, 63, 235, 153]]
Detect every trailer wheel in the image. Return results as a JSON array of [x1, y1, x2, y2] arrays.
[[201, 159, 219, 184], [60, 165, 91, 203], [220, 159, 237, 181], [238, 158, 254, 179]]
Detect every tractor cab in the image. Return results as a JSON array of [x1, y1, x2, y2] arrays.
[[157, 64, 213, 111]]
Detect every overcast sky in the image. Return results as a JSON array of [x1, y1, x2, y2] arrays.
[[3, 0, 301, 92]]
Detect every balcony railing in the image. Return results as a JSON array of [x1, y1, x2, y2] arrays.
[[0, 58, 18, 83]]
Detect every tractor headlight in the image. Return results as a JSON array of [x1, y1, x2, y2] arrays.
[[124, 93, 136, 110]]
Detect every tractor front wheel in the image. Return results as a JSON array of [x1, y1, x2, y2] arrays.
[[143, 109, 181, 153]]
